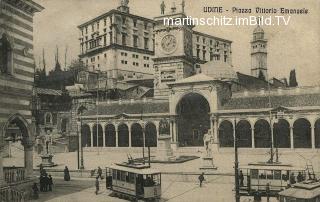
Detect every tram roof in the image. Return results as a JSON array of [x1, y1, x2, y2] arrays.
[[240, 164, 305, 171], [107, 164, 161, 175], [279, 181, 320, 199]]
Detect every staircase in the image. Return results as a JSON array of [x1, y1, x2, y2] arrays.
[[306, 161, 316, 180], [0, 186, 25, 202]]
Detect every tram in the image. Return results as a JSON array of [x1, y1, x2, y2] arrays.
[[106, 163, 161, 201], [239, 163, 306, 196], [279, 180, 320, 202]]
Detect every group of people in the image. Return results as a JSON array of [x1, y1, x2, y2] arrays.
[[39, 164, 53, 192]]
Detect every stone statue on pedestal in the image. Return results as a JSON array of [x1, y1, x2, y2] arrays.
[[203, 130, 213, 157], [160, 1, 166, 15]]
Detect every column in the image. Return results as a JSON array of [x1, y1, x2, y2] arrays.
[[170, 121, 173, 142], [155, 121, 160, 138], [24, 143, 34, 178], [0, 146, 4, 186], [311, 122, 315, 149], [89, 124, 94, 147], [213, 118, 218, 144], [78, 123, 82, 150], [251, 128, 255, 148], [115, 124, 119, 147], [102, 124, 106, 147], [290, 126, 294, 149], [210, 116, 214, 139], [173, 120, 177, 143], [128, 124, 132, 147]]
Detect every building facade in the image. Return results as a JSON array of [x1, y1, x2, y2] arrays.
[[74, 1, 318, 153], [0, 0, 43, 198]]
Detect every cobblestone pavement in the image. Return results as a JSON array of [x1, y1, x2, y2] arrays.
[[31, 149, 320, 174], [30, 176, 278, 202]]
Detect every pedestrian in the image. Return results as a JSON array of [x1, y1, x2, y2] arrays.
[[97, 166, 103, 179], [39, 175, 44, 192], [43, 173, 49, 192], [297, 172, 304, 182], [95, 177, 100, 195], [32, 183, 39, 199], [48, 175, 53, 191], [64, 166, 70, 181], [290, 172, 296, 185], [239, 170, 244, 187], [198, 172, 205, 187]]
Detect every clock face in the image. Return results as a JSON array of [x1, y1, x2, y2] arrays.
[[161, 35, 177, 54]]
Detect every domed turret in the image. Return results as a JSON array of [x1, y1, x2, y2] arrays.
[[200, 60, 237, 81]]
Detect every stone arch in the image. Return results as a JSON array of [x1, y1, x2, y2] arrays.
[[1, 113, 34, 177], [93, 124, 103, 147], [118, 123, 129, 147], [145, 122, 157, 147], [315, 118, 320, 148], [176, 92, 210, 147], [293, 118, 311, 148], [273, 119, 290, 148], [254, 119, 271, 148], [131, 123, 143, 147], [105, 124, 116, 147], [218, 120, 233, 147], [236, 120, 252, 148], [81, 124, 91, 147]]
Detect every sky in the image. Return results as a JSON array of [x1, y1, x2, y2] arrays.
[[33, 0, 320, 86]]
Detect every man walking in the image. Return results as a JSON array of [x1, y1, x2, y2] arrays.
[[95, 177, 100, 195], [97, 166, 103, 179], [198, 172, 205, 187]]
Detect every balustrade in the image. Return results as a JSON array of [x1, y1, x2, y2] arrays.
[[3, 167, 25, 184]]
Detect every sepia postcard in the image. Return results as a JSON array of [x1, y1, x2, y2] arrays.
[[0, 0, 319, 201]]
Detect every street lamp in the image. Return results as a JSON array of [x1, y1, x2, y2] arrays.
[[234, 118, 240, 202], [77, 105, 86, 170]]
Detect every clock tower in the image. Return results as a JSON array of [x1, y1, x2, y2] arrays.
[[251, 25, 268, 80], [153, 6, 195, 97]]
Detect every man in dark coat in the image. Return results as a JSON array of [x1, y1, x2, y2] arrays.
[[32, 183, 39, 199], [95, 177, 100, 195], [48, 175, 53, 191], [64, 166, 70, 181], [97, 166, 103, 179], [198, 172, 205, 187]]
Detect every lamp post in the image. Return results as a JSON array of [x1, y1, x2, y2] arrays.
[[234, 118, 240, 202], [77, 105, 86, 170]]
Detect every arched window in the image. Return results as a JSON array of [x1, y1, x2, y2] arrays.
[[0, 34, 12, 74], [45, 112, 52, 124]]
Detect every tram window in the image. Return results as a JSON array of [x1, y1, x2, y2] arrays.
[[112, 169, 116, 179], [152, 174, 160, 185], [274, 170, 281, 180], [120, 171, 126, 181], [117, 170, 121, 180], [259, 170, 266, 179], [266, 170, 273, 180], [251, 169, 259, 179], [128, 172, 135, 183]]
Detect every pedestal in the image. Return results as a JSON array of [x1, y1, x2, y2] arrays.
[[200, 156, 217, 170], [38, 154, 57, 167], [156, 135, 175, 161]]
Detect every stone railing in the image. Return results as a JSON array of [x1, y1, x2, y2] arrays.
[[0, 186, 25, 202], [3, 167, 26, 184]]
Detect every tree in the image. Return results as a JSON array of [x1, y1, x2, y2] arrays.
[[258, 70, 266, 81], [289, 69, 298, 87]]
